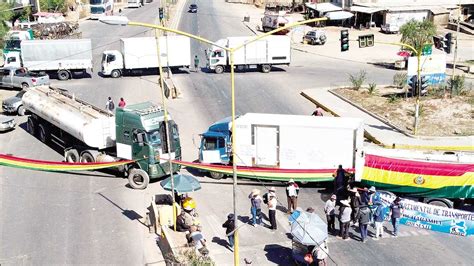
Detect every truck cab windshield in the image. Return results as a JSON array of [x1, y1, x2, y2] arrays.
[[147, 130, 161, 145], [203, 136, 225, 150]]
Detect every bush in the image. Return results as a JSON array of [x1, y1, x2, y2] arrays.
[[348, 70, 367, 91], [448, 75, 466, 96], [393, 72, 407, 89], [388, 94, 399, 103], [368, 83, 377, 94]]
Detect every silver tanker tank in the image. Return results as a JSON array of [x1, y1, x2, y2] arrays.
[[23, 86, 116, 149]]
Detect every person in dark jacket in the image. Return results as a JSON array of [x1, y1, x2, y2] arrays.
[[176, 211, 191, 232], [358, 205, 370, 242], [333, 165, 346, 193], [390, 197, 403, 237], [349, 186, 362, 224], [222, 213, 236, 251]]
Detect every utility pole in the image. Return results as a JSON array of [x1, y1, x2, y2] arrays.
[[450, 3, 461, 95], [36, 0, 41, 13]]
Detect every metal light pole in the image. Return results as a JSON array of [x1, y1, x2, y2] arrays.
[[450, 3, 461, 95]]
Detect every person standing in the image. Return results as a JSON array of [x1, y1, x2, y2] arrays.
[[312, 240, 329, 266], [324, 194, 337, 234], [373, 202, 386, 240], [390, 197, 403, 237], [105, 97, 115, 113], [222, 213, 235, 251], [348, 186, 361, 225], [118, 97, 126, 108], [267, 192, 277, 230], [358, 205, 370, 243], [286, 179, 299, 213], [338, 200, 352, 240], [248, 189, 262, 226], [333, 165, 346, 194], [194, 55, 200, 72]]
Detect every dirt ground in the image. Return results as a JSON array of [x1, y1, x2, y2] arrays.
[[335, 86, 474, 136]]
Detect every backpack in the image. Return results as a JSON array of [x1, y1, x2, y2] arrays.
[[262, 193, 268, 204], [109, 101, 115, 110]]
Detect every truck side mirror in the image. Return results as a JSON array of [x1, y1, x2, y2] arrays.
[[137, 132, 145, 146]]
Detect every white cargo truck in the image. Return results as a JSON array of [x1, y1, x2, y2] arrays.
[[199, 113, 365, 181], [207, 35, 291, 74], [3, 39, 93, 80], [101, 36, 191, 78]]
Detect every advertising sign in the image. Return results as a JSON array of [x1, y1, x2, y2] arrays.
[[380, 192, 474, 236], [407, 54, 446, 85]]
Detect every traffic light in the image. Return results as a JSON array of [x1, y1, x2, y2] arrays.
[[159, 8, 164, 20], [358, 34, 374, 48], [408, 75, 417, 95], [441, 33, 452, 54], [340, 29, 349, 52], [419, 75, 429, 95]]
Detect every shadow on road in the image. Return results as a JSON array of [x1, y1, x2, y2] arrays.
[[98, 192, 148, 228], [263, 244, 292, 265]]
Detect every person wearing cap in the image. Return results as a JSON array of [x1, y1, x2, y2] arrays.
[[348, 186, 362, 225], [389, 197, 403, 237], [338, 199, 352, 240], [248, 189, 263, 226], [222, 213, 236, 251], [286, 179, 300, 214], [324, 194, 337, 234], [373, 201, 386, 240], [267, 192, 278, 230]]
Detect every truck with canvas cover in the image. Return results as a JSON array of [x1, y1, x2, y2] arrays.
[[3, 39, 93, 80], [207, 35, 291, 74], [199, 113, 365, 181], [23, 86, 181, 189], [101, 36, 191, 78]]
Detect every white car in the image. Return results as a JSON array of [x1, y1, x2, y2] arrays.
[[0, 115, 16, 132]]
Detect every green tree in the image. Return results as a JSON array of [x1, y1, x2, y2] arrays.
[[0, 2, 14, 49], [400, 19, 436, 53], [40, 0, 67, 13], [19, 6, 32, 22]]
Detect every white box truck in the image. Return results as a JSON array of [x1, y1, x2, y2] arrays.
[[199, 113, 365, 181], [207, 35, 291, 74], [3, 39, 93, 80], [101, 36, 191, 78]]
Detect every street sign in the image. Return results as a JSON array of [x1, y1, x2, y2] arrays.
[[422, 44, 432, 55]]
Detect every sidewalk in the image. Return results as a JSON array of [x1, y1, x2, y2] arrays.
[[301, 88, 474, 151]]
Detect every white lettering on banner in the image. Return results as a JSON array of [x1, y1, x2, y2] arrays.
[[406, 221, 432, 230]]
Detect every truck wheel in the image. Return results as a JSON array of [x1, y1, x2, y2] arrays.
[[65, 149, 80, 163], [17, 105, 26, 116], [210, 171, 224, 180], [261, 64, 271, 73], [27, 117, 36, 135], [427, 198, 453, 209], [111, 70, 121, 78], [128, 168, 150, 189], [80, 151, 95, 163], [214, 65, 224, 74], [58, 70, 70, 80], [38, 124, 49, 143], [22, 83, 29, 90]]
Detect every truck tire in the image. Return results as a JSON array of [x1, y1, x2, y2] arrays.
[[17, 105, 26, 116], [38, 124, 49, 143], [210, 171, 224, 180], [261, 64, 271, 73], [65, 149, 80, 163], [128, 168, 150, 189], [22, 83, 29, 90], [27, 116, 36, 135], [58, 70, 70, 80], [80, 151, 95, 163], [111, 70, 121, 78], [427, 198, 453, 209], [214, 65, 224, 74]]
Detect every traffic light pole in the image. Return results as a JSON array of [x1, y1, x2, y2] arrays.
[[450, 5, 461, 96]]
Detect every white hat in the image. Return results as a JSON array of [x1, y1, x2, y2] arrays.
[[269, 192, 276, 197], [369, 186, 376, 192], [340, 200, 350, 207], [269, 187, 276, 192], [251, 189, 260, 196], [288, 179, 295, 183]]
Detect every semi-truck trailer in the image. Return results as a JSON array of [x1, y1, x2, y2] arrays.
[[199, 113, 365, 180], [3, 39, 93, 80], [101, 36, 191, 78], [23, 86, 181, 189], [206, 35, 291, 74]]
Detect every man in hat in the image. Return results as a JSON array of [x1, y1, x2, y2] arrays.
[[389, 197, 403, 237], [222, 213, 236, 251], [267, 192, 278, 230], [249, 189, 263, 226], [286, 179, 300, 213], [338, 199, 352, 240], [348, 186, 361, 225], [324, 194, 337, 234]]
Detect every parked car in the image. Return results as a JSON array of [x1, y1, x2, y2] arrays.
[[0, 115, 16, 132], [0, 66, 49, 89], [189, 4, 197, 13], [303, 30, 327, 45], [381, 24, 400, 34], [2, 90, 27, 115]]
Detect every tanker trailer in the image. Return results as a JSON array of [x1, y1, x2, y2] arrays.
[[22, 86, 181, 189]]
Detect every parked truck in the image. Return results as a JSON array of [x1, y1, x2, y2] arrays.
[[2, 30, 34, 54], [0, 66, 49, 90], [207, 35, 291, 74], [101, 36, 191, 78], [3, 39, 93, 80], [261, 11, 292, 34], [23, 86, 181, 189], [199, 113, 365, 180]]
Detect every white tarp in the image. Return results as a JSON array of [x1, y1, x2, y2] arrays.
[[325, 11, 354, 20], [350, 6, 383, 14], [305, 2, 342, 13]]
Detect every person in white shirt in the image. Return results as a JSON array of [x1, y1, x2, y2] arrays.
[[267, 192, 278, 230], [286, 179, 300, 213]]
